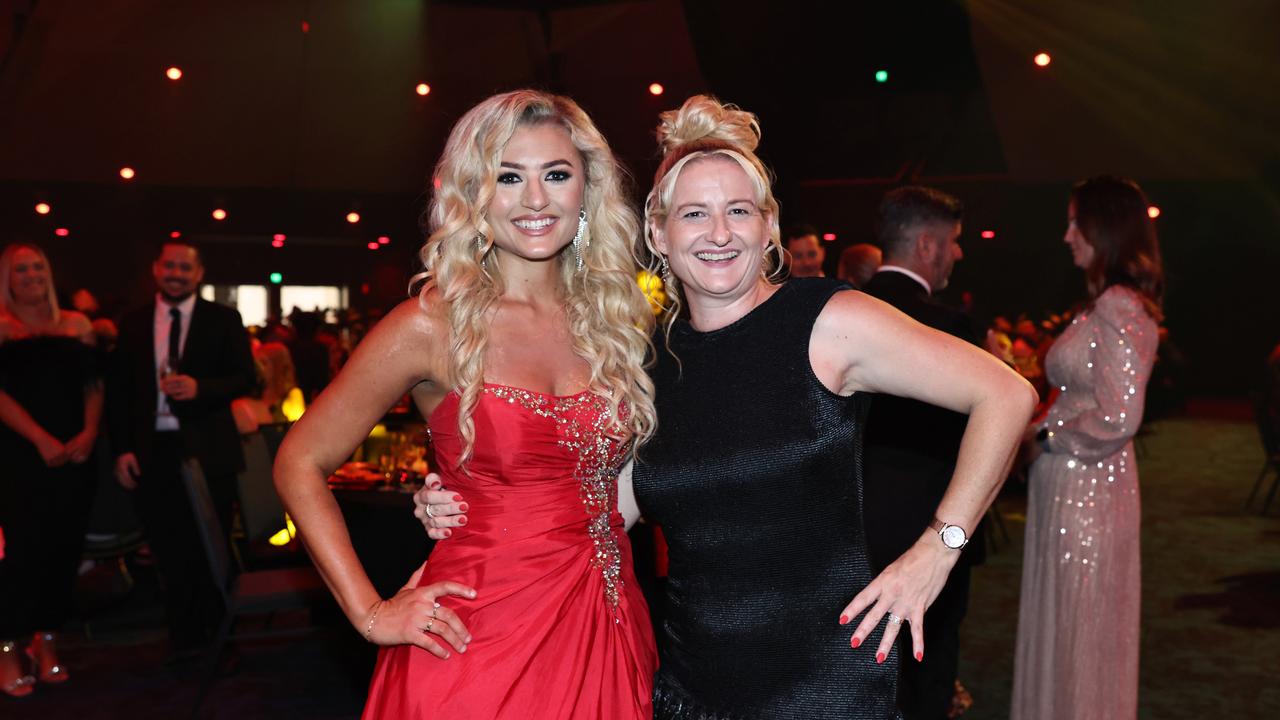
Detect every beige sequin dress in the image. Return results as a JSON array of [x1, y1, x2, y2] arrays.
[[1012, 285, 1158, 720]]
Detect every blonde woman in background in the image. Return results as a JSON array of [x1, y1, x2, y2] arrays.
[[0, 244, 100, 696], [273, 90, 659, 719]]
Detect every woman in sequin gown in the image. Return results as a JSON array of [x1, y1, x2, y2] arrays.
[[274, 90, 659, 719], [1012, 176, 1164, 720]]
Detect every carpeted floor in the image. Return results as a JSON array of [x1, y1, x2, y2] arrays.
[[5, 416, 1278, 718]]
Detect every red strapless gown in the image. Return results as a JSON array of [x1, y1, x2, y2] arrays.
[[362, 384, 657, 720]]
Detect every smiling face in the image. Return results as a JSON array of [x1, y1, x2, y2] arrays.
[[651, 155, 771, 306], [1064, 200, 1095, 269], [152, 243, 204, 302], [484, 122, 586, 266], [7, 246, 51, 306]]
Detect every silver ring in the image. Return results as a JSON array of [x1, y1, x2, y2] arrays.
[[424, 504, 436, 519], [424, 618, 435, 632], [887, 613, 903, 626]]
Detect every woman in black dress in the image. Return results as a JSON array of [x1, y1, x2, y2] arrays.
[[0, 243, 101, 697], [419, 96, 1036, 719]]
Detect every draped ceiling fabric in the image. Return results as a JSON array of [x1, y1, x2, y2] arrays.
[[1, 0, 1275, 190]]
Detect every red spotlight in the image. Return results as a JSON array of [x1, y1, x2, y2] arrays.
[[377, 235, 390, 245], [34, 202, 51, 215], [1147, 206, 1161, 219], [54, 227, 70, 237], [273, 233, 287, 242], [301, 20, 310, 33], [367, 241, 380, 250], [1034, 52, 1052, 67], [432, 177, 442, 190], [271, 239, 285, 248], [119, 166, 136, 180], [346, 212, 361, 224], [981, 230, 996, 239], [165, 66, 183, 81], [212, 208, 227, 221], [170, 231, 182, 239], [648, 83, 664, 96], [821, 232, 836, 242], [415, 83, 431, 96]]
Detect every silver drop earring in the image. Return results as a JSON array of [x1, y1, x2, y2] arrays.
[[572, 209, 587, 271], [659, 255, 671, 286]]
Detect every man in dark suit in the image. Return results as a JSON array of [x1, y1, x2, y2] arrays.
[[109, 241, 255, 656], [862, 186, 981, 719]]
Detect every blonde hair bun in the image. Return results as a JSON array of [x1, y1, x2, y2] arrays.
[[656, 95, 760, 158]]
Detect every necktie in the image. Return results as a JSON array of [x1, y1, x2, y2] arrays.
[[168, 307, 182, 368]]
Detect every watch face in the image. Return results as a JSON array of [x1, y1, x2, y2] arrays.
[[941, 525, 967, 549]]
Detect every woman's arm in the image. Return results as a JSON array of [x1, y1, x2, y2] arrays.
[[811, 290, 1038, 661], [1043, 289, 1158, 461], [0, 390, 68, 466], [274, 298, 474, 655]]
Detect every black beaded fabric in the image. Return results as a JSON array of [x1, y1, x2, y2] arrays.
[[634, 278, 900, 720]]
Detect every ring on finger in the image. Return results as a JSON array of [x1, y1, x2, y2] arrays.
[[430, 603, 440, 619], [887, 613, 903, 626], [424, 504, 436, 519], [424, 618, 435, 632]]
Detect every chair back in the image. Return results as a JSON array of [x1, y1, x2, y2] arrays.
[[236, 431, 288, 544], [258, 422, 291, 461], [180, 460, 234, 603]]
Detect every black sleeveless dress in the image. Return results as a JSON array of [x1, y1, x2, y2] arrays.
[[633, 278, 899, 720], [0, 334, 100, 638]]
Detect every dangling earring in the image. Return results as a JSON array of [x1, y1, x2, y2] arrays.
[[572, 209, 587, 271], [475, 233, 485, 252], [659, 255, 671, 286]]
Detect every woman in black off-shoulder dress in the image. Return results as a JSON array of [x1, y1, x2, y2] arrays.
[[0, 244, 101, 697]]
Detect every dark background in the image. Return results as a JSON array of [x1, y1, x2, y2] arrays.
[[2, 0, 1277, 395]]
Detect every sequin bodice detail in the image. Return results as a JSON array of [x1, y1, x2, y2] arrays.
[[427, 384, 629, 609]]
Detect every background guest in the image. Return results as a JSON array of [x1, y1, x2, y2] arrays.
[[1012, 175, 1164, 720], [0, 243, 101, 695], [784, 224, 826, 277], [108, 241, 256, 660], [837, 242, 883, 289], [861, 186, 983, 719]]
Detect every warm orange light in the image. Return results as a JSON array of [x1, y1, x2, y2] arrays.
[[54, 228, 70, 237], [346, 212, 361, 224], [648, 83, 664, 96], [1147, 206, 1161, 219], [34, 202, 51, 215], [377, 235, 390, 245], [416, 83, 431, 96], [367, 241, 380, 250], [1034, 52, 1052, 67], [212, 208, 227, 221], [166, 66, 183, 81], [981, 230, 996, 239], [119, 166, 136, 180]]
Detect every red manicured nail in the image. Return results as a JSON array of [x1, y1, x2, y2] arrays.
[[839, 614, 849, 625], [452, 494, 463, 502], [876, 652, 886, 664], [915, 651, 923, 662], [430, 481, 442, 489], [458, 503, 469, 512], [443, 529, 452, 537], [850, 636, 861, 648]]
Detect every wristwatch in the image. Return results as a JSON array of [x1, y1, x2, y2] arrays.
[[929, 517, 969, 550]]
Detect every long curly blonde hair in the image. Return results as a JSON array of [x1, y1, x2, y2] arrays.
[[642, 95, 784, 337], [417, 90, 656, 465]]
